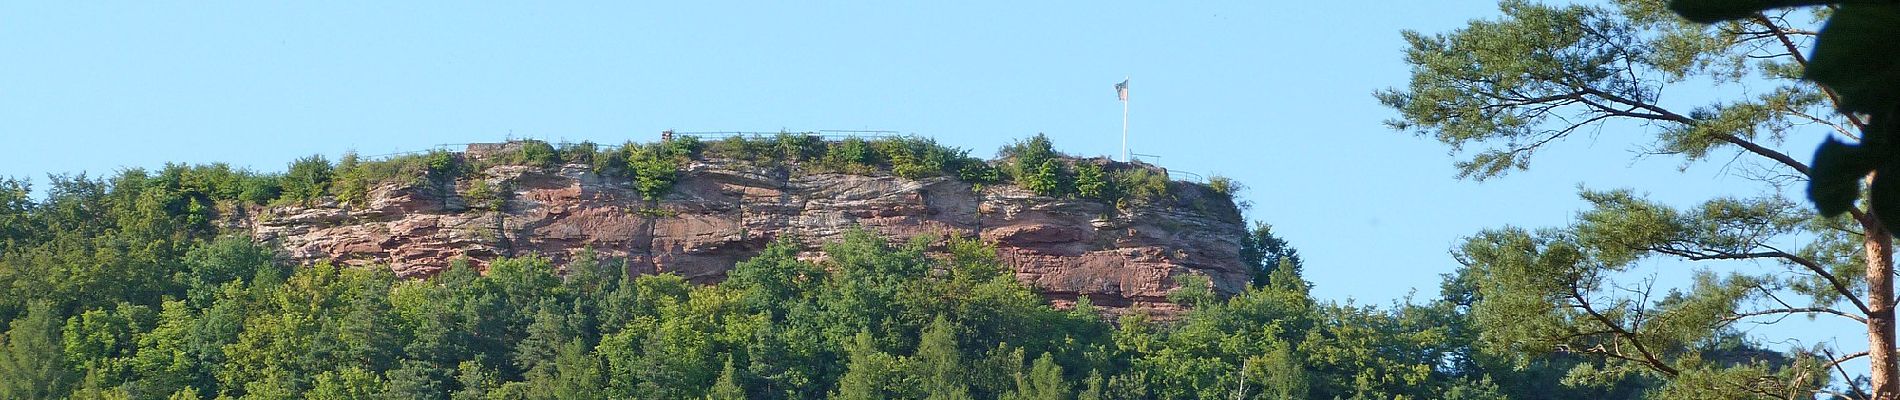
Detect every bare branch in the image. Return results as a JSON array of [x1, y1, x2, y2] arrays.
[[1749, 14, 1867, 130], [1570, 287, 1681, 376], [1645, 247, 1871, 315], [1724, 307, 1867, 324]]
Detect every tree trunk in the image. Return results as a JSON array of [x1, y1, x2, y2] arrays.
[[1866, 216, 1897, 399]]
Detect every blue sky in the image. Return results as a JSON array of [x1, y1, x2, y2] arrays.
[[0, 1, 1822, 319]]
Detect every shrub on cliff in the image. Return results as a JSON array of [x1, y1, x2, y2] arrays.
[[516, 140, 560, 168], [557, 141, 597, 166], [959, 161, 1001, 189], [999, 134, 1073, 197], [868, 137, 979, 180], [1112, 167, 1168, 206], [623, 140, 697, 201], [333, 152, 368, 206], [704, 133, 822, 166], [1022, 159, 1066, 196], [1074, 163, 1109, 200], [329, 150, 463, 207], [1205, 175, 1240, 199], [462, 179, 505, 210], [237, 174, 283, 205], [999, 134, 1058, 180], [592, 144, 630, 177], [424, 149, 458, 176], [281, 154, 333, 205], [823, 138, 875, 173]]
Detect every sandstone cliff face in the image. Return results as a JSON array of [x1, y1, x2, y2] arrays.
[[248, 150, 1248, 315]]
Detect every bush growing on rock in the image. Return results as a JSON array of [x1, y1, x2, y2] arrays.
[[517, 140, 560, 168], [623, 141, 696, 201], [1075, 163, 1109, 200], [557, 141, 597, 166], [281, 154, 333, 205], [1112, 168, 1169, 207]]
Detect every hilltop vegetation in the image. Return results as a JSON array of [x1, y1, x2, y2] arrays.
[[257, 133, 1211, 213]]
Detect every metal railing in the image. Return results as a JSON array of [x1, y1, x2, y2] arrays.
[[669, 129, 905, 141], [348, 135, 1217, 185], [1167, 170, 1205, 183]]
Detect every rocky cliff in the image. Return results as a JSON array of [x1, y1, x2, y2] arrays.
[[247, 143, 1249, 315]]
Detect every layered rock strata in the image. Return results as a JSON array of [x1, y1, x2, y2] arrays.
[[249, 148, 1248, 315]]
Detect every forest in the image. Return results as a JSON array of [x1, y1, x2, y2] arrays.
[[0, 133, 1836, 399], [0, 161, 1680, 400]]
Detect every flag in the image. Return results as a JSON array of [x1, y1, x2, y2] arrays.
[[1115, 79, 1129, 101]]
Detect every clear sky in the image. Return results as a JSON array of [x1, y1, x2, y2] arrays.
[[0, 1, 1824, 320]]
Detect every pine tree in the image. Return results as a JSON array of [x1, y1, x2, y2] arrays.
[[1019, 352, 1071, 400], [707, 355, 745, 400], [833, 332, 898, 400], [1381, 0, 1880, 394], [1077, 370, 1104, 400], [0, 301, 76, 399], [914, 316, 972, 400], [548, 340, 604, 399]]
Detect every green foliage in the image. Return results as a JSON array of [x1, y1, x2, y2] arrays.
[[307, 366, 385, 399], [473, 140, 566, 170], [1110, 168, 1168, 206], [1204, 175, 1239, 198], [1003, 352, 1070, 400], [281, 155, 333, 205], [462, 179, 506, 211], [959, 162, 1002, 188], [914, 316, 971, 398], [333, 150, 466, 207], [0, 302, 76, 399], [1023, 159, 1065, 197], [588, 138, 705, 202], [1001, 134, 1069, 197], [708, 354, 746, 400], [1453, 190, 1833, 397], [0, 178, 31, 245], [1388, 1, 1876, 395], [331, 152, 368, 207], [832, 331, 902, 400], [252, 134, 1145, 212], [1073, 164, 1108, 200], [705, 134, 824, 166], [1166, 274, 1216, 309], [557, 141, 598, 167], [1240, 222, 1304, 289], [876, 137, 974, 180], [425, 150, 457, 176], [823, 138, 874, 173], [591, 143, 631, 177], [1378, 0, 1829, 180], [625, 142, 690, 201], [63, 302, 155, 389], [518, 140, 560, 168], [237, 174, 282, 206], [999, 134, 1059, 179]]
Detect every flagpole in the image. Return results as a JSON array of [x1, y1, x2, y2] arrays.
[[1121, 76, 1129, 162]]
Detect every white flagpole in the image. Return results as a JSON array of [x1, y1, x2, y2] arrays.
[[1121, 77, 1129, 162]]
